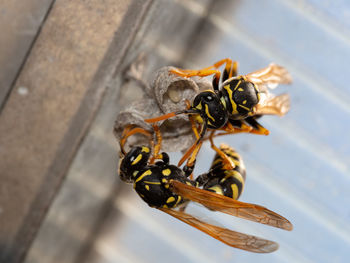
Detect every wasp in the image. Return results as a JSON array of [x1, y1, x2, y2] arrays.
[[118, 125, 293, 253], [144, 58, 292, 171]]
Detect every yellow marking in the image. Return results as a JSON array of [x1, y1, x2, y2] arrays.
[[131, 154, 142, 165], [238, 88, 244, 91], [212, 155, 240, 168], [223, 84, 237, 114], [195, 102, 203, 110], [133, 183, 136, 189], [231, 184, 239, 200], [143, 181, 161, 185], [227, 158, 240, 167], [141, 146, 150, 153], [224, 170, 244, 182], [133, 171, 139, 177], [208, 185, 223, 195], [251, 83, 260, 102], [205, 104, 216, 123], [242, 100, 247, 104], [135, 170, 152, 183], [238, 104, 250, 111], [234, 80, 242, 90], [166, 196, 176, 204], [145, 185, 150, 191], [194, 115, 204, 124], [220, 96, 226, 109], [165, 184, 169, 189], [212, 158, 222, 166], [221, 147, 240, 158], [162, 169, 171, 176], [163, 204, 168, 208], [140, 194, 145, 198], [186, 181, 192, 186], [162, 178, 168, 183], [175, 196, 182, 206]]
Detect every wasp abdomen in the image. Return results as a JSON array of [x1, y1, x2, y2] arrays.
[[133, 165, 195, 208], [202, 144, 246, 200]]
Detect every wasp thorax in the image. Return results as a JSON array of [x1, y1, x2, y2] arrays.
[[233, 81, 259, 114], [119, 146, 150, 182]]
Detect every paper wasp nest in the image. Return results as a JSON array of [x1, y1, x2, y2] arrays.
[[114, 65, 212, 153]]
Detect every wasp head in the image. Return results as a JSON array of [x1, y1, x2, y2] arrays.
[[191, 91, 228, 129], [119, 146, 151, 183]]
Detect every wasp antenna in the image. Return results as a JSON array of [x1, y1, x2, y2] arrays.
[[144, 109, 198, 123]]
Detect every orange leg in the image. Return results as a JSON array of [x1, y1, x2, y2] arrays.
[[170, 58, 235, 82], [215, 121, 252, 136], [178, 122, 207, 168], [120, 125, 152, 155], [208, 131, 235, 170], [177, 115, 202, 179], [144, 108, 199, 124], [244, 117, 270, 135], [222, 60, 238, 81], [145, 112, 178, 123], [149, 124, 164, 164], [170, 68, 222, 85]]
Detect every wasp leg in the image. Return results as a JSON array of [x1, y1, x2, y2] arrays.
[[182, 159, 196, 178], [181, 115, 202, 179], [208, 131, 235, 170], [170, 58, 235, 89], [149, 124, 163, 164], [171, 68, 222, 89], [120, 125, 152, 155], [178, 122, 207, 168], [144, 108, 199, 123], [222, 60, 238, 82], [214, 121, 252, 137], [244, 117, 270, 135]]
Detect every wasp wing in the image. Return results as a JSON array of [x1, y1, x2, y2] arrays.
[[159, 207, 279, 253], [245, 63, 292, 92], [170, 180, 293, 231], [254, 93, 290, 116]]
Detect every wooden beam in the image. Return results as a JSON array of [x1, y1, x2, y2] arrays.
[[0, 0, 55, 107], [0, 0, 153, 262]]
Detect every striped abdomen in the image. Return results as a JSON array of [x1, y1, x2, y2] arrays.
[[201, 143, 246, 200]]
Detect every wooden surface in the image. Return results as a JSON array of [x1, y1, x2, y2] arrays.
[[22, 0, 214, 262], [0, 0, 54, 107], [0, 0, 149, 262]]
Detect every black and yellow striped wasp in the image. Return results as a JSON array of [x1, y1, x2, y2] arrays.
[[144, 58, 292, 171], [118, 125, 293, 253]]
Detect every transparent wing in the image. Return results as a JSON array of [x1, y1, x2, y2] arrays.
[[159, 207, 279, 253], [170, 180, 293, 231], [254, 93, 290, 116], [245, 63, 292, 92]]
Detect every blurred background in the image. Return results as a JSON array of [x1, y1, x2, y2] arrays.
[[1, 0, 350, 262]]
